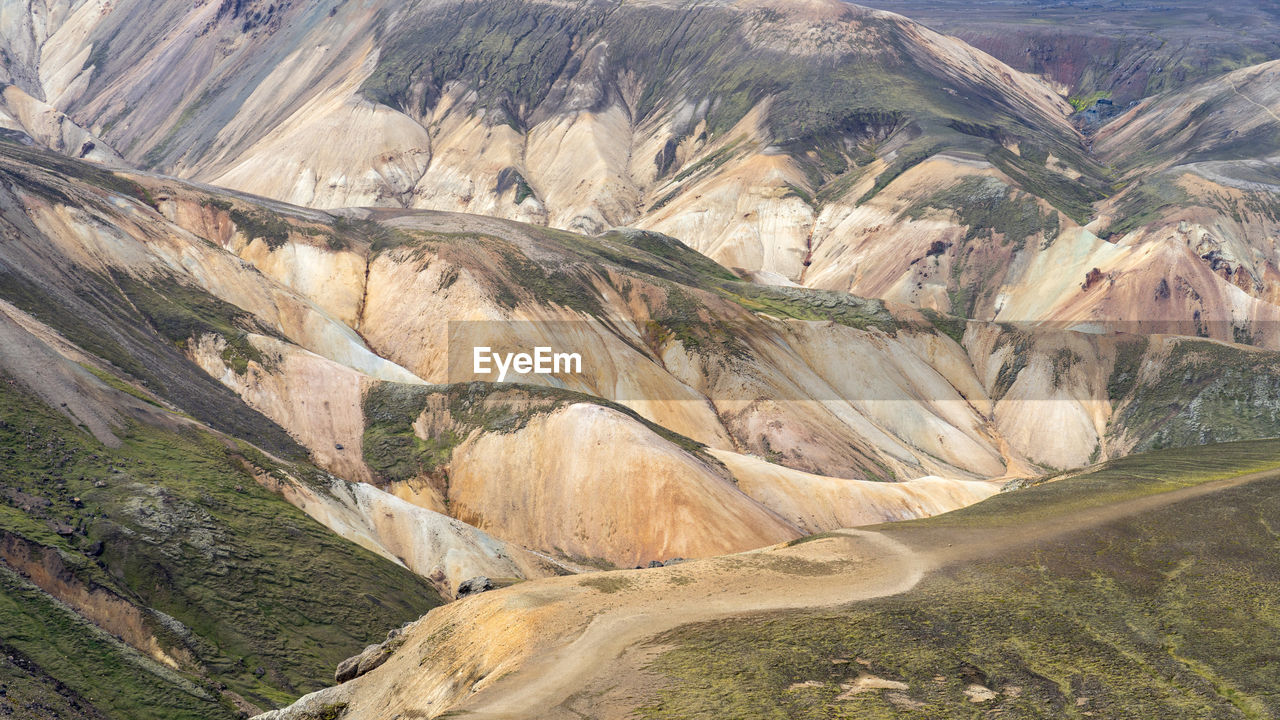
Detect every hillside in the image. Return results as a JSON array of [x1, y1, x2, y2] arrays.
[[4, 2, 1280, 718], [6, 0, 1280, 347], [261, 439, 1280, 719], [861, 0, 1280, 105]]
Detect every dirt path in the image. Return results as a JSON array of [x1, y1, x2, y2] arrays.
[[265, 467, 1280, 720], [455, 530, 925, 720], [447, 468, 1280, 720]]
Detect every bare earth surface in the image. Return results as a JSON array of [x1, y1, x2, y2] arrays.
[[438, 467, 1280, 720]]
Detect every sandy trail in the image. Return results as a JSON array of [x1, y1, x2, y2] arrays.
[[457, 530, 924, 720], [446, 468, 1280, 720]]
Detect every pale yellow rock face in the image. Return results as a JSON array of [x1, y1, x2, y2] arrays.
[[188, 333, 374, 484], [642, 150, 817, 278], [526, 105, 644, 234], [446, 403, 802, 567], [0, 84, 119, 163], [965, 325, 1113, 470], [270, 475, 564, 598], [409, 92, 545, 222], [207, 39, 433, 209], [232, 240, 369, 330], [713, 449, 1000, 532]]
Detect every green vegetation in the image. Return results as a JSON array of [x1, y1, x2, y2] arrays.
[[1110, 338, 1280, 451], [1050, 347, 1082, 386], [906, 176, 1057, 252], [578, 575, 634, 594], [361, 381, 716, 483], [642, 439, 1280, 719], [1103, 174, 1192, 239], [0, 381, 443, 714], [0, 565, 221, 720], [647, 282, 749, 358], [489, 240, 606, 316], [80, 363, 163, 408], [672, 140, 744, 183], [989, 328, 1033, 401], [717, 285, 899, 334], [986, 147, 1105, 225], [918, 308, 967, 345], [228, 208, 292, 250], [516, 226, 742, 291], [0, 267, 150, 381], [1107, 337, 1150, 401], [1067, 90, 1112, 112], [905, 437, 1280, 530], [113, 272, 270, 375]]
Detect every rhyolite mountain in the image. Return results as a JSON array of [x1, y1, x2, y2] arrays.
[[7, 0, 1280, 344], [3, 1, 1280, 718]]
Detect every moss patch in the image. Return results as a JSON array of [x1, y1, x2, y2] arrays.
[[361, 381, 717, 484], [642, 439, 1280, 719], [0, 381, 442, 713]]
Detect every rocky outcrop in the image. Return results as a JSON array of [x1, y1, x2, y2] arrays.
[[456, 577, 494, 599], [335, 623, 412, 684]]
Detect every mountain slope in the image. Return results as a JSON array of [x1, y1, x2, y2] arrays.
[[258, 438, 1280, 719], [859, 0, 1280, 106], [0, 362, 443, 716], [7, 141, 1280, 575], [10, 0, 1280, 347]]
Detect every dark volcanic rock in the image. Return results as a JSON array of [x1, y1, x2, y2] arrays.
[[456, 576, 494, 598]]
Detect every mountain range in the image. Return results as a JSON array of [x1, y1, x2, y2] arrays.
[[3, 1, 1280, 718]]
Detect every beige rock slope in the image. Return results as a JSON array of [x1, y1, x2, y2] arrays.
[[0, 83, 119, 163], [7, 132, 1280, 590], [263, 471, 568, 599], [11, 0, 1280, 354], [713, 449, 1000, 532], [447, 403, 801, 567], [3, 143, 1052, 581]]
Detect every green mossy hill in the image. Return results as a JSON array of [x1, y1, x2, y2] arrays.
[[361, 381, 714, 485], [360, 0, 1098, 204], [0, 565, 218, 720], [0, 262, 299, 458], [643, 439, 1280, 720], [715, 285, 899, 334], [1108, 338, 1280, 452], [905, 176, 1059, 252], [910, 437, 1280, 530], [0, 380, 443, 716]]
